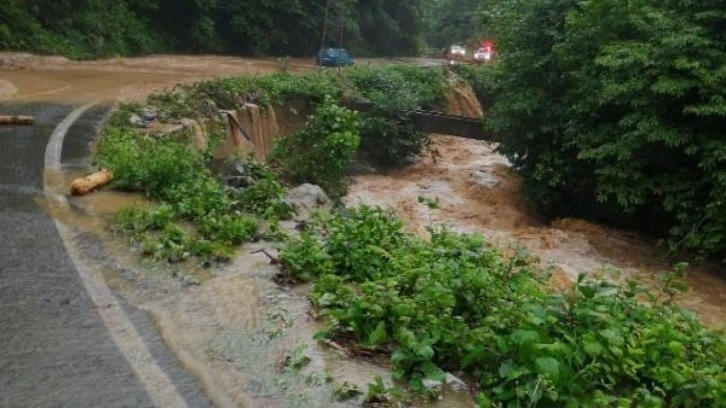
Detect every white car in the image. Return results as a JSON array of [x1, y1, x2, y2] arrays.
[[446, 45, 466, 59], [473, 48, 492, 63]]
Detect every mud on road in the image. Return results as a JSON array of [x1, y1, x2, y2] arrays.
[[0, 53, 319, 103]]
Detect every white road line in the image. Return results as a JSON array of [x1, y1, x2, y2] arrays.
[[44, 102, 190, 408]]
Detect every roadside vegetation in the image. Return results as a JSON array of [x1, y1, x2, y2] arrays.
[[95, 117, 282, 264], [279, 205, 725, 407], [94, 65, 450, 264]]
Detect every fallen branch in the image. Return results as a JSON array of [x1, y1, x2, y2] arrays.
[[251, 248, 280, 264], [0, 115, 34, 125], [70, 169, 114, 196]]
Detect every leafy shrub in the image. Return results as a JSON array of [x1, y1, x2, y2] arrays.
[[480, 0, 726, 261], [198, 214, 258, 245], [279, 204, 726, 406], [223, 156, 296, 220], [97, 123, 269, 265], [270, 99, 361, 195], [94, 127, 208, 198]]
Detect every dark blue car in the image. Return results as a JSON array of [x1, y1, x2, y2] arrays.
[[316, 48, 354, 67]]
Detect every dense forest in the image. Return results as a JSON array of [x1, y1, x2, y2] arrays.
[[474, 0, 726, 262], [0, 0, 425, 58]]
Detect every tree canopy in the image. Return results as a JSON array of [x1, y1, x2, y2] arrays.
[[480, 0, 726, 261], [1, 0, 425, 58]]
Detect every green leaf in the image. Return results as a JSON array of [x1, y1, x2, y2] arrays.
[[667, 341, 684, 355], [535, 357, 561, 381], [511, 330, 540, 345], [416, 343, 435, 360], [583, 336, 604, 357], [367, 321, 388, 346], [421, 361, 446, 382], [499, 361, 514, 379]]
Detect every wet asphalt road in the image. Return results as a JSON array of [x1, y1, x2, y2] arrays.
[[0, 103, 211, 408]]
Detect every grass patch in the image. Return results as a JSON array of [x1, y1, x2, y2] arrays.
[[96, 122, 289, 266]]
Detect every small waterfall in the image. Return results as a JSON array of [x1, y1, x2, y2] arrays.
[[445, 83, 484, 118], [218, 100, 310, 161]]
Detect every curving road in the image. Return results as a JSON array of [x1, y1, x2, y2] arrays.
[[0, 102, 211, 408]]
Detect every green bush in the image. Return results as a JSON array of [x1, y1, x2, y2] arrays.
[[270, 98, 361, 195], [224, 156, 296, 220], [279, 205, 726, 406], [198, 214, 258, 245], [97, 120, 266, 264], [480, 0, 726, 261], [94, 127, 208, 198], [346, 65, 449, 166]]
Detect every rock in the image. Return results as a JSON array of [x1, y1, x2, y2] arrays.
[[422, 378, 443, 391], [285, 184, 329, 212], [445, 372, 470, 392], [422, 373, 470, 393], [129, 113, 145, 127], [142, 108, 157, 123]]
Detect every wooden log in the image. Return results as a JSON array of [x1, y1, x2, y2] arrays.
[[0, 115, 34, 125], [70, 169, 114, 196]]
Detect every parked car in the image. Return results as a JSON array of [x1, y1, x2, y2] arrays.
[[445, 45, 466, 60], [316, 48, 354, 67]]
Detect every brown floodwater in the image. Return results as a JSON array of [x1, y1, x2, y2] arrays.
[[0, 53, 318, 104]]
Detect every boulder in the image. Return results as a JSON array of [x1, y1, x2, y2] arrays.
[[422, 372, 470, 393], [285, 184, 329, 212]]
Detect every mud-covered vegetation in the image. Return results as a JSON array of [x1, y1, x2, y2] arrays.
[[454, 0, 726, 263], [1, 0, 424, 58], [278, 205, 726, 407]]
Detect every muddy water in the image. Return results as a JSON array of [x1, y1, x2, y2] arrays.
[[345, 84, 726, 330], [0, 53, 318, 104]]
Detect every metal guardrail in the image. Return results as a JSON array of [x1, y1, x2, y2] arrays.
[[410, 110, 490, 140], [343, 97, 491, 140]]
